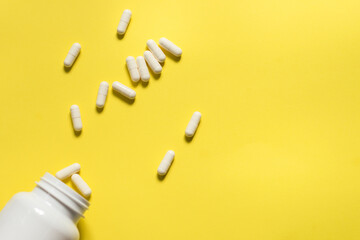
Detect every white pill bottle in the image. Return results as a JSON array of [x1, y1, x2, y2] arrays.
[[0, 172, 89, 240]]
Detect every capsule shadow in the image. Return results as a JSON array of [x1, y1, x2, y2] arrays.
[[141, 81, 149, 88], [112, 89, 135, 105], [130, 80, 140, 87], [157, 174, 165, 181], [156, 156, 175, 182], [185, 128, 201, 143], [124, 64, 139, 87], [184, 135, 193, 143], [74, 130, 82, 137], [69, 114, 82, 137], [116, 32, 125, 40], [64, 65, 72, 73], [63, 52, 81, 73], [96, 106, 104, 113], [58, 175, 73, 183], [149, 70, 161, 80], [116, 20, 131, 40], [160, 47, 182, 62]]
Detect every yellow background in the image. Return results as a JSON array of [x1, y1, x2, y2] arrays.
[[1, 0, 360, 239]]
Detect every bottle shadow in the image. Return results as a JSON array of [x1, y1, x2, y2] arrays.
[[78, 220, 93, 240]]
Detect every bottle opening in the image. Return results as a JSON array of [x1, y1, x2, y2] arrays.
[[36, 173, 90, 218]]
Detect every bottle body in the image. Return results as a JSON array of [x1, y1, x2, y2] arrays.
[[0, 173, 89, 240]]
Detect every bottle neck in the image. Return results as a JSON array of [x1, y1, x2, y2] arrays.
[[33, 173, 90, 224]]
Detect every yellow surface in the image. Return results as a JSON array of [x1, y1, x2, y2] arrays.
[[1, 0, 360, 239]]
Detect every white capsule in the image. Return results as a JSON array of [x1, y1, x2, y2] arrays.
[[126, 56, 140, 82], [64, 43, 81, 67], [159, 38, 182, 57], [96, 81, 109, 108], [185, 111, 201, 137], [55, 163, 81, 180], [146, 39, 166, 63], [136, 56, 150, 82], [70, 105, 82, 132], [144, 51, 162, 74], [117, 9, 132, 35], [157, 150, 175, 176], [71, 174, 92, 198], [112, 81, 136, 99]]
